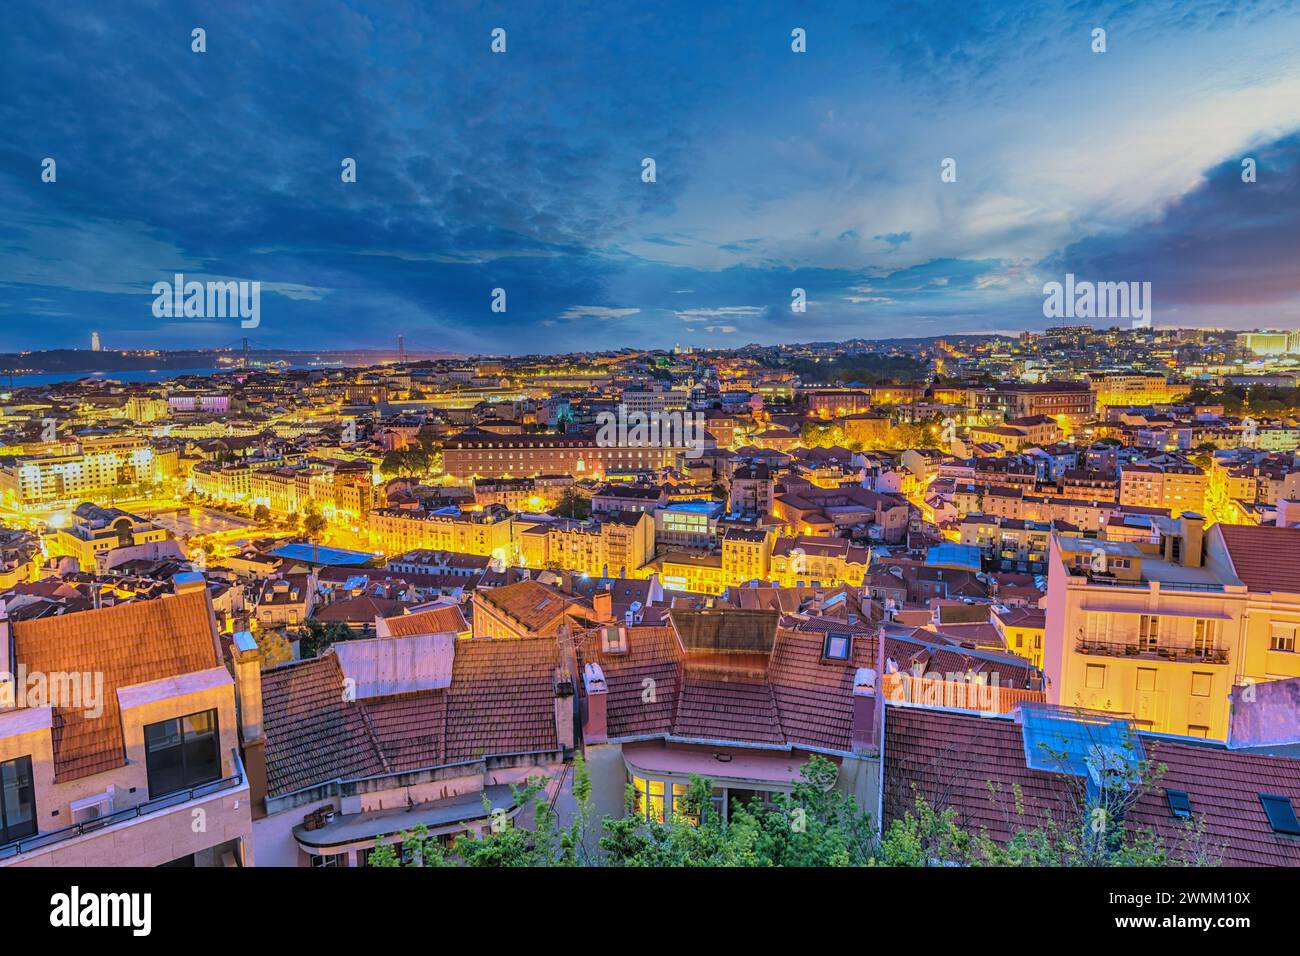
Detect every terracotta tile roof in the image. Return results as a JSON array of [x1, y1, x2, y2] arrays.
[[11, 589, 221, 783], [1217, 524, 1300, 594], [261, 655, 387, 796], [314, 594, 410, 624], [579, 620, 881, 752], [260, 636, 561, 796], [477, 579, 581, 633], [674, 670, 785, 745], [884, 706, 1300, 867], [769, 627, 878, 751], [443, 638, 560, 761], [382, 604, 469, 637], [582, 626, 680, 738]]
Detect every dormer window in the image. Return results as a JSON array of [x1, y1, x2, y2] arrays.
[[601, 625, 628, 655], [823, 631, 852, 661]]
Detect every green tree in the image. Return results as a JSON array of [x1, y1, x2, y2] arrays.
[[298, 619, 359, 658], [303, 511, 328, 540], [554, 487, 589, 519], [368, 755, 598, 868]]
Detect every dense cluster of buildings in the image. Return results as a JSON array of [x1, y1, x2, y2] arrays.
[[1, 327, 1299, 867]]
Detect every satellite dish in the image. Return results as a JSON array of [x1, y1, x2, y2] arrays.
[[1089, 547, 1108, 574]]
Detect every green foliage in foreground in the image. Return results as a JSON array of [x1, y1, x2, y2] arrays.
[[367, 753, 1218, 868]]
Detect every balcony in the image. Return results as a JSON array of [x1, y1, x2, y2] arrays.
[[1069, 570, 1225, 593], [1074, 638, 1228, 665], [0, 749, 245, 862]]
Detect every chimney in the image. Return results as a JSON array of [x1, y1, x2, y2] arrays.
[[851, 666, 880, 754], [592, 587, 613, 622], [0, 601, 12, 710], [231, 631, 268, 819], [582, 662, 608, 745], [553, 667, 575, 753], [232, 632, 263, 741]]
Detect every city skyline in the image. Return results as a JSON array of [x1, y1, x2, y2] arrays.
[[4, 1, 1300, 355]]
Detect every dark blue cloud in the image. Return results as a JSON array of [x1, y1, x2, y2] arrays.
[[0, 0, 1297, 353]]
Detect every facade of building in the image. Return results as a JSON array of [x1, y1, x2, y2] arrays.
[[0, 580, 253, 867], [0, 438, 173, 509], [442, 428, 683, 480], [368, 507, 515, 561], [53, 503, 171, 571], [1044, 520, 1250, 741], [1119, 461, 1207, 516]]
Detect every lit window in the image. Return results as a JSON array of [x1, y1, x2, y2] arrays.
[[1271, 625, 1297, 653]]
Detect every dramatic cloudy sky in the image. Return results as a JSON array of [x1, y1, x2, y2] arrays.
[[2, 0, 1300, 354]]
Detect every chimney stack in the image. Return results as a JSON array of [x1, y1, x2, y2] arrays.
[[592, 588, 613, 622], [232, 632, 263, 741], [851, 666, 880, 754], [231, 631, 268, 818], [554, 667, 576, 754], [582, 662, 608, 745], [0, 601, 12, 710]]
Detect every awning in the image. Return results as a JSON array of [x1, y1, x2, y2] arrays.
[[294, 783, 516, 850]]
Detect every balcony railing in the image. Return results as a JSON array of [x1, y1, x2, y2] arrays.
[[1070, 571, 1226, 593], [1075, 638, 1228, 664], [0, 749, 244, 862]]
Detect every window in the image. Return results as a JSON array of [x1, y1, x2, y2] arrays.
[[1136, 668, 1157, 692], [631, 775, 664, 823], [1166, 789, 1192, 819], [1139, 614, 1160, 652], [1193, 619, 1217, 656], [1085, 663, 1106, 689], [670, 782, 697, 825], [1190, 672, 1213, 698], [823, 632, 852, 660], [1186, 725, 1209, 739], [0, 756, 37, 845], [1259, 794, 1300, 835], [1271, 625, 1297, 653], [144, 709, 221, 798], [310, 853, 343, 867]]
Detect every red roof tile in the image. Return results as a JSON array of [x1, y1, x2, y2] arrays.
[[11, 590, 221, 783], [884, 706, 1300, 866], [1217, 524, 1300, 594], [261, 636, 560, 796]]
